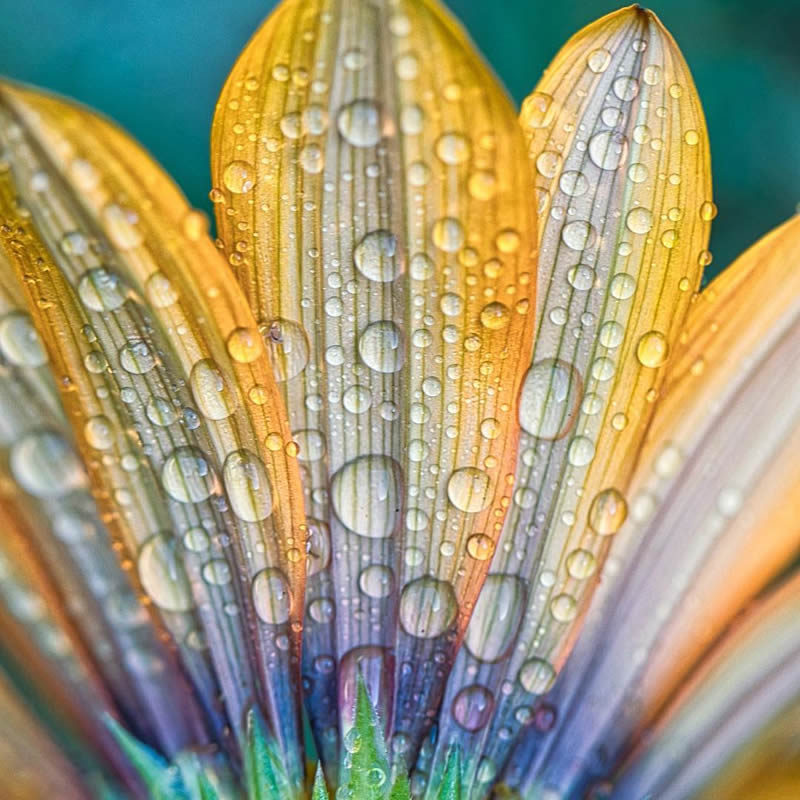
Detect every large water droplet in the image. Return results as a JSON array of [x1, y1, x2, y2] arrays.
[[260, 318, 310, 381], [452, 685, 495, 732], [337, 99, 382, 147], [399, 577, 457, 638], [354, 230, 402, 282], [519, 359, 582, 440], [358, 564, 394, 599], [190, 359, 238, 420], [223, 450, 272, 522], [0, 312, 47, 366], [636, 330, 669, 367], [588, 488, 627, 535], [358, 320, 404, 373], [447, 467, 492, 513], [339, 646, 394, 732], [518, 657, 556, 694], [77, 267, 127, 312], [253, 568, 292, 624], [119, 340, 156, 374], [138, 534, 193, 612], [331, 455, 402, 538], [162, 446, 218, 503], [464, 574, 526, 662], [588, 131, 628, 170], [10, 430, 86, 498], [223, 160, 255, 193]]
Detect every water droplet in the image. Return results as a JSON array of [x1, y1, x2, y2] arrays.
[[567, 436, 595, 467], [162, 446, 218, 503], [138, 534, 193, 612], [84, 415, 114, 450], [480, 301, 511, 330], [343, 384, 372, 414], [567, 264, 595, 291], [78, 267, 127, 311], [358, 564, 394, 599], [343, 48, 367, 70], [535, 150, 562, 178], [613, 76, 639, 101], [294, 429, 326, 462], [465, 574, 525, 662], [610, 273, 637, 300], [550, 593, 577, 622], [431, 217, 464, 252], [260, 318, 310, 381], [522, 92, 556, 128], [307, 519, 331, 576], [354, 230, 402, 282], [202, 559, 232, 586], [10, 431, 85, 498], [253, 568, 292, 624], [60, 231, 89, 256], [626, 207, 653, 235], [103, 204, 144, 249], [299, 144, 325, 174], [190, 359, 238, 420], [0, 312, 47, 366], [331, 455, 402, 538], [146, 272, 179, 307], [358, 320, 404, 373], [559, 170, 589, 197], [223, 450, 272, 522], [561, 220, 596, 251], [226, 327, 262, 363], [447, 467, 492, 513], [337, 99, 382, 147], [146, 396, 177, 426], [566, 548, 597, 579], [436, 132, 471, 165], [452, 685, 495, 732], [587, 48, 611, 73], [223, 160, 255, 193], [119, 340, 156, 374], [637, 330, 669, 367], [700, 201, 717, 221], [308, 597, 335, 624], [519, 359, 581, 440], [588, 131, 628, 170], [467, 533, 495, 561], [518, 658, 555, 694], [399, 577, 457, 638], [468, 170, 497, 200], [588, 488, 627, 535]]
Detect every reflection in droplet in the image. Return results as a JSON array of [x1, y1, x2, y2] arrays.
[[253, 568, 292, 624], [519, 359, 581, 440], [399, 577, 457, 638], [464, 574, 526, 662], [331, 455, 402, 538]]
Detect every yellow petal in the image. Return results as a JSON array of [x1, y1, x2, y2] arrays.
[[0, 82, 307, 787], [211, 0, 536, 756], [434, 5, 712, 782], [513, 216, 800, 798]]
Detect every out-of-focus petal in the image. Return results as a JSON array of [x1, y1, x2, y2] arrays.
[[0, 247, 208, 758], [614, 574, 800, 799], [0, 82, 308, 790], [509, 215, 800, 798], [210, 0, 536, 767], [0, 668, 93, 800], [431, 6, 712, 790]]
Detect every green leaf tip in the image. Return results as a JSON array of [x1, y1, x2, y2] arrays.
[[244, 707, 293, 800], [437, 746, 462, 800], [311, 763, 330, 800]]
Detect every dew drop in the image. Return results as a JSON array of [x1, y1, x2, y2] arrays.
[[253, 568, 292, 624], [518, 658, 555, 694], [78, 267, 127, 311], [119, 340, 156, 374], [337, 99, 382, 148], [519, 359, 581, 440], [588, 488, 627, 535], [436, 132, 471, 165], [354, 230, 402, 282], [561, 220, 596, 251], [464, 574, 525, 662], [447, 467, 492, 513], [0, 312, 47, 366], [626, 207, 654, 235], [399, 577, 457, 639], [331, 455, 402, 538], [223, 160, 255, 193], [223, 449, 272, 522], [358, 320, 404, 373], [162, 446, 218, 503], [260, 318, 310, 381], [588, 131, 628, 170], [358, 564, 394, 599], [452, 685, 495, 732], [190, 359, 237, 420], [587, 48, 611, 73], [637, 330, 669, 367], [10, 431, 85, 498], [431, 217, 464, 252], [138, 534, 193, 612]]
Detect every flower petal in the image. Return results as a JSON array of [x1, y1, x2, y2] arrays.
[[431, 5, 712, 787], [510, 215, 800, 797], [0, 82, 308, 789], [211, 0, 537, 762], [615, 574, 800, 799]]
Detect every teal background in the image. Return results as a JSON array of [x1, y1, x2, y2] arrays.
[[1, 0, 798, 279]]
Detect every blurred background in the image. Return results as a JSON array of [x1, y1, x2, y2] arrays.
[[1, 0, 798, 280]]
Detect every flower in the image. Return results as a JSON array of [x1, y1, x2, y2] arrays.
[[0, 2, 798, 799]]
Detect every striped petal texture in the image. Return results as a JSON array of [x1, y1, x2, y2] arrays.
[[0, 82, 309, 793], [502, 215, 800, 798], [210, 0, 536, 773], [427, 6, 712, 793]]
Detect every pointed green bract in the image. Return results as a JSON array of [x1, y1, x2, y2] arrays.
[[388, 768, 411, 800], [245, 708, 293, 800], [311, 763, 330, 800], [340, 675, 391, 799]]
